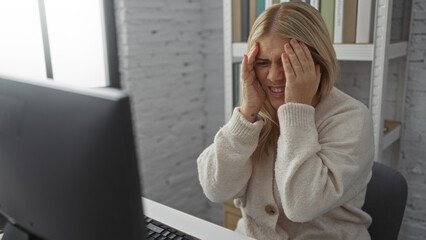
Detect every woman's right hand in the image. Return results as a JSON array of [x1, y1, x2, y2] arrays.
[[240, 42, 266, 123]]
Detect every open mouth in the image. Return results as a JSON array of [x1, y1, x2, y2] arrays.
[[270, 87, 284, 93], [268, 86, 285, 97]]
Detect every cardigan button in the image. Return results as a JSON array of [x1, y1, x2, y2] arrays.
[[265, 204, 277, 216]]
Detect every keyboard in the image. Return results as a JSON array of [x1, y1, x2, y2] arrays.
[[145, 216, 199, 240], [0, 218, 198, 240]]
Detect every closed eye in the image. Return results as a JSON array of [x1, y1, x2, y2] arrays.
[[255, 61, 269, 66]]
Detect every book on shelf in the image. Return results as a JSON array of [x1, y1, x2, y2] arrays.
[[334, 0, 344, 43], [241, 0, 250, 41], [310, 0, 320, 10], [232, 62, 242, 108], [356, 0, 375, 43], [279, 0, 312, 3], [234, 0, 278, 42], [256, 0, 265, 17], [334, 0, 357, 43], [321, 0, 335, 41], [233, 0, 375, 44], [232, 0, 242, 42], [267, 0, 282, 8], [250, 0, 257, 31]]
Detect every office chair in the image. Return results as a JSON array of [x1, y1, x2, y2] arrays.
[[362, 162, 408, 240], [0, 214, 5, 233]]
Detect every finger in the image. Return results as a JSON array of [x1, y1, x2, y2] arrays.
[[315, 64, 321, 83], [247, 42, 259, 65], [254, 79, 266, 95], [246, 44, 255, 62], [290, 39, 309, 72], [300, 42, 315, 71], [285, 43, 303, 76], [241, 54, 249, 80], [282, 52, 295, 80]]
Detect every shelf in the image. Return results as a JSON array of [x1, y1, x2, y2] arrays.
[[334, 41, 408, 61], [223, 200, 242, 231], [231, 41, 408, 62], [382, 121, 401, 150]]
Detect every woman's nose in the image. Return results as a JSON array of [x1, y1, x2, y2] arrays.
[[267, 63, 284, 82]]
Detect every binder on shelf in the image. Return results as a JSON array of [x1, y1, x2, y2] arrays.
[[343, 0, 357, 43], [232, 0, 242, 42], [256, 0, 265, 17], [321, 0, 335, 41], [334, 0, 343, 43], [310, 0, 319, 10], [356, 0, 375, 43], [334, 0, 358, 43], [249, 0, 257, 31], [241, 0, 250, 41]]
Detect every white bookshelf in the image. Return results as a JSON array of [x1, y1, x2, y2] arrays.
[[223, 0, 413, 164], [232, 41, 408, 61]]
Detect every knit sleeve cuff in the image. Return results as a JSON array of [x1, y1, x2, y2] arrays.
[[223, 107, 264, 144], [277, 103, 315, 128]]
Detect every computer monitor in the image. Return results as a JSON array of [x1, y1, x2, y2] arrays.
[[0, 75, 145, 240]]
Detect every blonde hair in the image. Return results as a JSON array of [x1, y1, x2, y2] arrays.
[[247, 2, 339, 164]]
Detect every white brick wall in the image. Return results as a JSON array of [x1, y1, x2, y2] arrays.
[[398, 1, 426, 239], [201, 1, 225, 146], [114, 0, 222, 224], [199, 0, 224, 224]]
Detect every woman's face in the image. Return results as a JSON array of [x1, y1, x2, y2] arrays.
[[254, 35, 290, 110]]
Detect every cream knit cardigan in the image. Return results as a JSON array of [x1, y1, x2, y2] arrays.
[[197, 87, 375, 240]]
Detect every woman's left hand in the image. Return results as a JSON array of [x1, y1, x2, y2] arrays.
[[281, 38, 321, 106]]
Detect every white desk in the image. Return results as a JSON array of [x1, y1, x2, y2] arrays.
[[0, 198, 253, 240], [143, 197, 254, 240]]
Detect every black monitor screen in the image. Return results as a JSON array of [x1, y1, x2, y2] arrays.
[[0, 76, 144, 240]]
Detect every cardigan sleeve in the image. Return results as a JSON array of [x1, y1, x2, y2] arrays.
[[274, 102, 374, 223], [197, 108, 264, 202]]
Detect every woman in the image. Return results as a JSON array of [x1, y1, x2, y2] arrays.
[[197, 2, 374, 240]]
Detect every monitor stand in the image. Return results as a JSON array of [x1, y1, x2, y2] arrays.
[[2, 223, 41, 240]]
